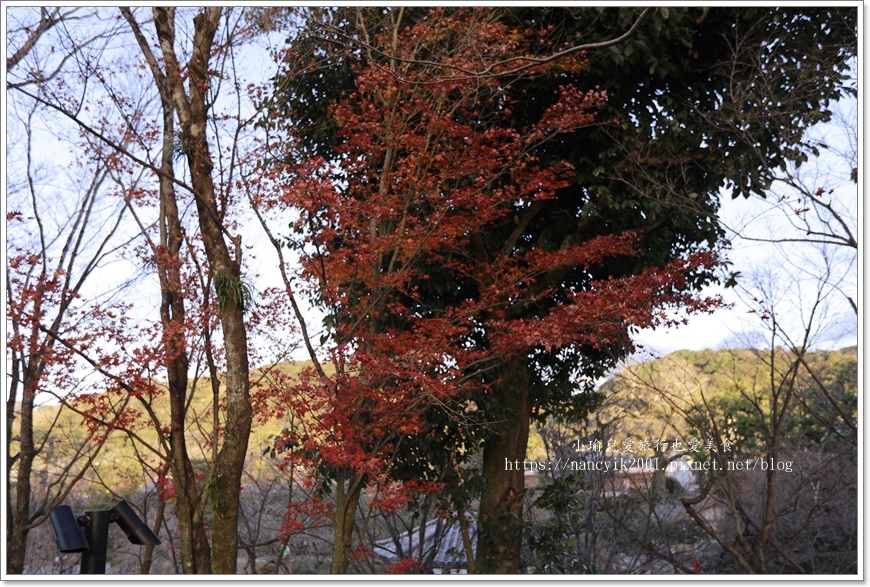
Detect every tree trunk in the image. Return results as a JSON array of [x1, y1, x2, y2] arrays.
[[150, 7, 252, 573], [458, 508, 477, 574], [117, 22, 216, 568], [140, 498, 166, 574], [8, 306, 51, 575], [6, 352, 21, 574], [476, 355, 531, 574], [330, 470, 363, 573], [8, 378, 35, 574], [158, 64, 214, 574]]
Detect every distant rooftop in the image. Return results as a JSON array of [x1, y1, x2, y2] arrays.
[[374, 512, 476, 572]]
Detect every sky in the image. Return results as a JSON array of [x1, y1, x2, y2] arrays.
[[634, 89, 859, 358]]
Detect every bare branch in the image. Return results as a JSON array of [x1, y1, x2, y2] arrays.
[[6, 7, 66, 70]]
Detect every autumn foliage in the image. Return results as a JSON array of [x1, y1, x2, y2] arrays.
[[261, 8, 722, 571], [7, 4, 856, 575]]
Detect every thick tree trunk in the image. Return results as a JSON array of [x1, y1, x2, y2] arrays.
[[188, 119, 252, 573], [188, 91, 252, 572], [476, 356, 531, 574]]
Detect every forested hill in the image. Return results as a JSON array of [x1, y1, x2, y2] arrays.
[[21, 361, 313, 496], [27, 346, 856, 495], [592, 345, 857, 455]]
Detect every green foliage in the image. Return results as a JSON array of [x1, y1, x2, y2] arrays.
[[171, 132, 193, 161], [261, 8, 856, 573], [213, 271, 254, 312]]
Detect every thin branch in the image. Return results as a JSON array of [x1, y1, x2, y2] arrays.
[[7, 7, 66, 69]]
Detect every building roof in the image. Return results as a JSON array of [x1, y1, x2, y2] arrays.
[[374, 512, 477, 570]]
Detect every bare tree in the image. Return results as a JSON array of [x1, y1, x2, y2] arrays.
[[5, 64, 142, 574], [609, 250, 857, 573], [721, 76, 858, 313]]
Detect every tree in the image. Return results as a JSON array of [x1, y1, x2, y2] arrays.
[[6, 169, 129, 574], [607, 338, 856, 573], [7, 6, 293, 574], [262, 7, 722, 573], [133, 11, 254, 571], [595, 124, 858, 569], [6, 11, 146, 571], [118, 7, 223, 572], [723, 90, 858, 315], [265, 6, 856, 573], [6, 5, 856, 575]]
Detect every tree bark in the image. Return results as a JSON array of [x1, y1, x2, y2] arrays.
[[140, 498, 166, 574], [152, 7, 252, 573], [330, 470, 363, 573], [157, 96, 213, 575], [8, 291, 49, 574], [457, 508, 477, 574], [5, 351, 18, 573], [122, 7, 215, 572], [8, 373, 35, 574], [476, 355, 531, 574]]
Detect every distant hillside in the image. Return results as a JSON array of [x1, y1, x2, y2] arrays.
[[27, 347, 857, 495], [24, 360, 315, 495], [591, 345, 858, 455]]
